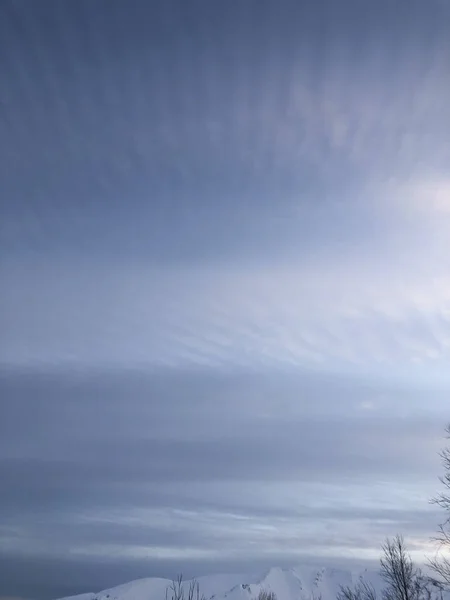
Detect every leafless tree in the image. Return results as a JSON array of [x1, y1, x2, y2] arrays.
[[337, 578, 377, 600], [166, 574, 207, 600], [429, 424, 450, 587], [337, 536, 436, 600], [380, 535, 426, 600], [257, 590, 277, 600]]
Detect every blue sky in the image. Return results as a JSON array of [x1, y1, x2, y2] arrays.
[[1, 1, 450, 599]]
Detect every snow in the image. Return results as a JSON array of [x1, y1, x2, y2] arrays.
[[55, 565, 388, 600]]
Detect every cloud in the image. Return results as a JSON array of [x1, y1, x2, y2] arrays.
[[2, 255, 450, 376], [2, 0, 450, 379], [0, 367, 446, 584], [1, 1, 450, 598]]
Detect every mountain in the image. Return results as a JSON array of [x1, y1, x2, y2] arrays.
[[55, 565, 391, 600]]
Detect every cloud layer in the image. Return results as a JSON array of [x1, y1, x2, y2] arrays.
[[1, 0, 450, 598], [0, 368, 447, 599]]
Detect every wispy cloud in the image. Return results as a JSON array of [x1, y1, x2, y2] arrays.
[[0, 369, 444, 581], [2, 252, 450, 375], [2, 1, 450, 598]]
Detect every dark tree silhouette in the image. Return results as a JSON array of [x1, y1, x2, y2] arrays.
[[430, 424, 450, 587], [380, 535, 424, 600]]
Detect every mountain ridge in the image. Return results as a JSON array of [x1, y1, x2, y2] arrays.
[[55, 565, 393, 600]]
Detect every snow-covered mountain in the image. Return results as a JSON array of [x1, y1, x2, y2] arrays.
[[55, 565, 392, 600]]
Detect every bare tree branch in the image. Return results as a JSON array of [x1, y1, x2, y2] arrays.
[[380, 535, 423, 600], [337, 579, 377, 600], [166, 575, 207, 600], [338, 536, 439, 600], [257, 591, 277, 600], [429, 424, 450, 587]]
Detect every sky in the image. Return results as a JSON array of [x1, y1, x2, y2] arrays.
[[1, 0, 450, 598]]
